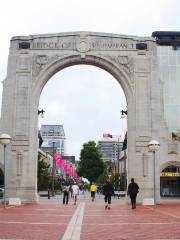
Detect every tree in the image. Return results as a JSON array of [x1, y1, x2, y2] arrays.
[[110, 173, 126, 191], [38, 155, 51, 191], [77, 141, 105, 183]]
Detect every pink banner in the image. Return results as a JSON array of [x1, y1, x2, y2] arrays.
[[54, 153, 79, 177]]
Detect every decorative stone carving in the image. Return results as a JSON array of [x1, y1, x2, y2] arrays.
[[117, 55, 129, 65], [77, 41, 90, 53], [168, 143, 178, 154], [36, 55, 49, 65], [76, 33, 90, 58], [32, 55, 49, 77], [32, 54, 68, 77], [172, 131, 180, 141], [105, 54, 134, 86]]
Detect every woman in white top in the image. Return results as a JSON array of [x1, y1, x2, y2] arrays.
[[71, 183, 79, 205]]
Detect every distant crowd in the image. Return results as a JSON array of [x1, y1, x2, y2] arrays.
[[52, 175, 139, 210]]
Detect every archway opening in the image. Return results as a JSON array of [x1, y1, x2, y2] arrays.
[[160, 164, 180, 197], [38, 65, 127, 192]]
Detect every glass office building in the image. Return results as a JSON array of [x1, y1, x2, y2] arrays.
[[40, 124, 66, 155], [153, 31, 180, 197], [157, 45, 180, 131]]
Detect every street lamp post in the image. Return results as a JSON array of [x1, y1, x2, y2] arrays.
[[0, 134, 11, 208], [148, 140, 160, 207]]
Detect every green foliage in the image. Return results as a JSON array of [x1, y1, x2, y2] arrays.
[[96, 163, 109, 184], [38, 156, 51, 191], [110, 173, 126, 191], [48, 177, 61, 192], [96, 171, 108, 185], [77, 141, 105, 183]]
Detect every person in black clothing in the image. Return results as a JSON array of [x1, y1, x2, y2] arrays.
[[62, 181, 70, 205], [127, 178, 139, 209], [102, 179, 114, 210]]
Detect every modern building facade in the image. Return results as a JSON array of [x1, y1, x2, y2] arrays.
[[157, 46, 180, 131], [153, 31, 180, 197], [40, 124, 66, 156], [98, 134, 123, 174]]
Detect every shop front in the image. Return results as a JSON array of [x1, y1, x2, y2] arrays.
[[160, 166, 180, 197]]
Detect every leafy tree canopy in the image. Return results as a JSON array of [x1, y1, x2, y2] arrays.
[[77, 141, 105, 183], [38, 155, 51, 190]]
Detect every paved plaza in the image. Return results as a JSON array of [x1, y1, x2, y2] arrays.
[[0, 194, 180, 240], [0, 193, 180, 240]]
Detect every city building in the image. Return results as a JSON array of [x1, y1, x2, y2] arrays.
[[155, 32, 180, 132], [62, 155, 75, 164], [40, 124, 66, 156], [98, 134, 123, 174], [153, 31, 180, 197]]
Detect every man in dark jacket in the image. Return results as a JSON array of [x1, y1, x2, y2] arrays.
[[127, 178, 139, 209]]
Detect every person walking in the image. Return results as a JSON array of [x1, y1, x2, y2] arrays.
[[90, 182, 97, 202], [62, 181, 70, 205], [127, 178, 139, 209], [102, 179, 114, 210], [71, 182, 79, 205]]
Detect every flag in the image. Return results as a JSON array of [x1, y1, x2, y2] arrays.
[[38, 130, 43, 148], [103, 133, 112, 138], [122, 132, 127, 150]]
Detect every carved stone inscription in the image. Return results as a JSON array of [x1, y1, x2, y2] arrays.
[[30, 36, 138, 51], [32, 41, 73, 49]]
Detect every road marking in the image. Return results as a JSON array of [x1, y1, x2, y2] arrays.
[[62, 202, 85, 240]]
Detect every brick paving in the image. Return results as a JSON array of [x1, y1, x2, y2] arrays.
[[81, 199, 180, 240], [0, 195, 180, 240], [0, 198, 77, 240]]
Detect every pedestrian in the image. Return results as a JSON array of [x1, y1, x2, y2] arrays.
[[62, 181, 70, 205], [90, 182, 97, 202], [102, 179, 114, 210], [127, 178, 139, 209], [71, 182, 79, 205]]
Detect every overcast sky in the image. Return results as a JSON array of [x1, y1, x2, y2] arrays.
[[0, 0, 179, 159]]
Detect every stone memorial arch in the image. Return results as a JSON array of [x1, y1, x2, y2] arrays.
[[0, 32, 170, 203]]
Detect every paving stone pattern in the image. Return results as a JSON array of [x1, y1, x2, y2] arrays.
[[0, 197, 180, 240]]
